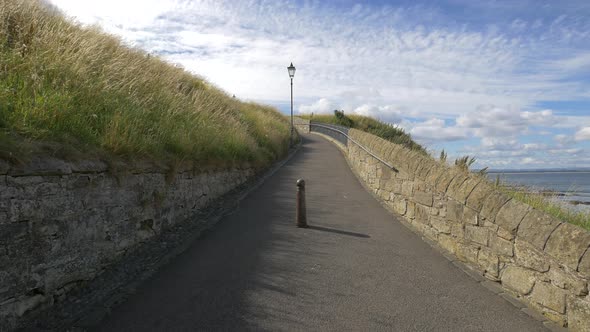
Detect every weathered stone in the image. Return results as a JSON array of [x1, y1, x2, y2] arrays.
[[514, 239, 550, 272], [406, 201, 416, 219], [435, 170, 457, 193], [413, 191, 433, 207], [446, 174, 469, 201], [497, 227, 514, 241], [478, 248, 499, 278], [450, 223, 465, 239], [453, 177, 481, 204], [463, 207, 479, 225], [393, 199, 407, 215], [466, 182, 493, 212], [495, 199, 528, 234], [9, 157, 72, 176], [430, 217, 451, 234], [490, 236, 514, 257], [517, 209, 561, 251], [415, 204, 430, 224], [482, 220, 498, 232], [501, 266, 536, 295], [401, 181, 413, 197], [568, 298, 590, 332], [545, 223, 590, 271], [0, 160, 10, 175], [548, 267, 588, 296], [14, 294, 46, 317], [530, 282, 566, 314], [456, 243, 479, 264], [579, 249, 590, 276], [447, 200, 463, 222], [480, 191, 510, 223], [438, 234, 457, 254], [465, 225, 488, 246]]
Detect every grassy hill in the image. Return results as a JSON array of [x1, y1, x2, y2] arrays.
[[0, 0, 290, 168], [304, 111, 427, 155]]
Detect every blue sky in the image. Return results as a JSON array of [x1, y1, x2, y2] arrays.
[[48, 0, 590, 169]]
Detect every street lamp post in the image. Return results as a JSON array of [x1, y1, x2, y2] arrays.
[[287, 62, 296, 146]]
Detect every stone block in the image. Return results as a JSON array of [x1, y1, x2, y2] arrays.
[[548, 267, 588, 296], [401, 181, 414, 197], [446, 174, 468, 198], [579, 249, 590, 276], [465, 225, 488, 246], [447, 200, 463, 222], [413, 191, 433, 207], [478, 248, 499, 278], [514, 239, 550, 272], [8, 157, 72, 176], [480, 191, 510, 223], [456, 243, 479, 264], [450, 223, 465, 239], [406, 201, 416, 219], [415, 204, 430, 224], [544, 223, 590, 272], [438, 234, 457, 255], [435, 170, 457, 193], [501, 266, 536, 295], [430, 217, 451, 234], [530, 282, 566, 314], [466, 182, 493, 212], [452, 177, 480, 204], [495, 199, 529, 235], [393, 199, 407, 216], [497, 227, 514, 241], [517, 209, 561, 251], [490, 236, 514, 257], [463, 207, 478, 225], [568, 298, 590, 332]]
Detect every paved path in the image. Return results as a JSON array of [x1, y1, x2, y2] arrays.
[[94, 134, 545, 331]]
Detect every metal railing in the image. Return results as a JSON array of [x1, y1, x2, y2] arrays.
[[310, 122, 398, 172]]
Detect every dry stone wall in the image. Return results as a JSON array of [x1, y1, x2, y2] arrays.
[[0, 157, 253, 329], [343, 129, 590, 330]]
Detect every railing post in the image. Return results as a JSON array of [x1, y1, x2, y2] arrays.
[[296, 179, 308, 228]]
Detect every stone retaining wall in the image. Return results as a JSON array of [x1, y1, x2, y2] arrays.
[[339, 129, 590, 330], [0, 158, 254, 329], [293, 117, 310, 133]]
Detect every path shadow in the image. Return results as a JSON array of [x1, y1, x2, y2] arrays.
[[307, 225, 370, 238]]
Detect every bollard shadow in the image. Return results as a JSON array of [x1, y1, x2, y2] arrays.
[[307, 225, 370, 238]]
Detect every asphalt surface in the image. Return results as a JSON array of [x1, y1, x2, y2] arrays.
[[94, 134, 546, 331]]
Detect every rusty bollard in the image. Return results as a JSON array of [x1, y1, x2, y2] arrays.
[[296, 179, 308, 228]]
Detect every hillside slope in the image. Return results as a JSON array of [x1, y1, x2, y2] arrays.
[[0, 0, 290, 168]]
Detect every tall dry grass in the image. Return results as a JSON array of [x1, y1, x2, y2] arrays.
[[0, 0, 290, 167]]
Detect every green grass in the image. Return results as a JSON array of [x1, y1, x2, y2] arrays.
[[0, 0, 290, 168], [495, 183, 590, 231], [301, 111, 427, 155]]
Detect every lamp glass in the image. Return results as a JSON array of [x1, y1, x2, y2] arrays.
[[288, 63, 296, 78]]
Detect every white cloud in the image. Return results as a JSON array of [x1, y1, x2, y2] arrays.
[[575, 127, 590, 141], [407, 118, 470, 142], [298, 98, 337, 114], [456, 106, 555, 137]]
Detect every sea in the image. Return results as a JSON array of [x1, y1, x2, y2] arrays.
[[487, 170, 590, 213]]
